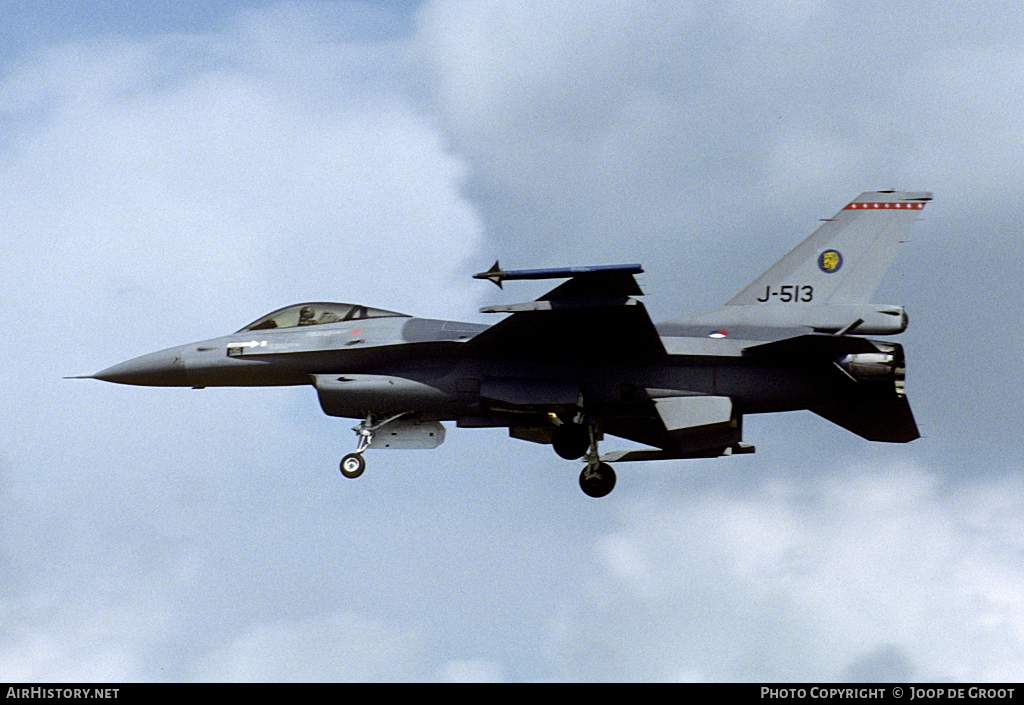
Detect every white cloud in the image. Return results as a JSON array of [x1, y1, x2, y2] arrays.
[[192, 611, 422, 682], [0, 2, 484, 683], [3, 0, 1024, 683], [0, 509, 200, 681], [0, 14, 482, 352], [438, 658, 504, 682], [0, 4, 484, 475], [413, 0, 1024, 314], [902, 45, 1024, 205], [545, 462, 1024, 681]]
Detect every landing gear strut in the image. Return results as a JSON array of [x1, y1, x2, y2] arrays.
[[577, 423, 616, 498], [338, 413, 405, 479]]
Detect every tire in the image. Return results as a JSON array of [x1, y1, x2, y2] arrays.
[[579, 462, 616, 498], [552, 423, 590, 460], [340, 453, 366, 479]]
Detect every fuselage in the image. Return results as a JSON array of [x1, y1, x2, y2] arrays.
[[91, 311, 851, 423]]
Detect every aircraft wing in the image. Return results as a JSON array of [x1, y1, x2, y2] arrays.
[[466, 265, 666, 361], [471, 265, 738, 457]]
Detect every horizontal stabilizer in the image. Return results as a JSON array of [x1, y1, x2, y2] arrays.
[[669, 303, 908, 337], [811, 395, 919, 442]]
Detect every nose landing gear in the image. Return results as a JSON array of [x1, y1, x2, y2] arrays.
[[339, 413, 407, 479], [340, 417, 373, 478]]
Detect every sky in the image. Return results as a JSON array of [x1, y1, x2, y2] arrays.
[[1, 0, 1023, 683]]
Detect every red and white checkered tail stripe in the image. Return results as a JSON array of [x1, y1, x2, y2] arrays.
[[844, 201, 926, 210]]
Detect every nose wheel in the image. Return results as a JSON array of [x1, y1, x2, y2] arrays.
[[340, 453, 366, 479]]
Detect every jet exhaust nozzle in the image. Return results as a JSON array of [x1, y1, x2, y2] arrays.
[[837, 342, 907, 396]]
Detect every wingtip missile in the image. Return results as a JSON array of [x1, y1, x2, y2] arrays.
[[472, 260, 505, 288], [472, 261, 644, 289]]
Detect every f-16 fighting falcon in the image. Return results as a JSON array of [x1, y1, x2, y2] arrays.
[[73, 191, 931, 497]]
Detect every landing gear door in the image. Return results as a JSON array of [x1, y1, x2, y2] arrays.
[[373, 419, 446, 450]]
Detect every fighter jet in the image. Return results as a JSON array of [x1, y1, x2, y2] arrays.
[[73, 190, 931, 497]]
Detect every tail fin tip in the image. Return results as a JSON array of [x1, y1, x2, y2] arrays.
[[726, 190, 932, 307]]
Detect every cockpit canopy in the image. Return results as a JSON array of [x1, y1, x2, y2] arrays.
[[237, 302, 409, 333]]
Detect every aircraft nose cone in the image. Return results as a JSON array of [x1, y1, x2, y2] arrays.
[[92, 346, 189, 386]]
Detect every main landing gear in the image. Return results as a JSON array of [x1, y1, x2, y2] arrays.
[[561, 422, 616, 498], [552, 422, 590, 460], [579, 461, 616, 498]]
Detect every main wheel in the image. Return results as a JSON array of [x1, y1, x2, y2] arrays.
[[579, 462, 616, 498], [340, 453, 366, 479], [552, 423, 590, 460]]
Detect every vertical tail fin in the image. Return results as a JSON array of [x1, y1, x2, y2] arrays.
[[727, 191, 931, 306]]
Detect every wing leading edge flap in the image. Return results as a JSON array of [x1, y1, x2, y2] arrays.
[[539, 271, 643, 300]]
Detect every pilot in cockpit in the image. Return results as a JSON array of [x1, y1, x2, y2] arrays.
[[298, 306, 317, 326]]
